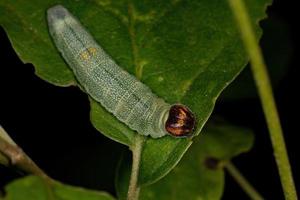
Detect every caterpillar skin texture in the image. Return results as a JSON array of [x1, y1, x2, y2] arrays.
[[47, 5, 195, 138]]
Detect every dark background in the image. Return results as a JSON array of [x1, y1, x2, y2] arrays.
[[0, 0, 298, 199]]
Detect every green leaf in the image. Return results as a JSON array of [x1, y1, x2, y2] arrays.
[[3, 176, 115, 200], [0, 0, 270, 184], [116, 122, 254, 200]]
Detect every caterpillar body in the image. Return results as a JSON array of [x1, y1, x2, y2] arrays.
[[47, 5, 195, 138]]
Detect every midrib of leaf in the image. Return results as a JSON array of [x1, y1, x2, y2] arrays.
[[128, 2, 142, 80], [126, 3, 145, 197], [126, 1, 188, 80], [125, 3, 194, 188], [137, 0, 184, 47], [91, 0, 129, 25]]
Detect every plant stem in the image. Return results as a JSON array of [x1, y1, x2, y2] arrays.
[[0, 133, 52, 182], [0, 126, 55, 199], [227, 0, 297, 199], [127, 135, 144, 200], [225, 162, 264, 200]]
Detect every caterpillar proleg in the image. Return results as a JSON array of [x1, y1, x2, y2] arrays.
[[47, 5, 195, 138]]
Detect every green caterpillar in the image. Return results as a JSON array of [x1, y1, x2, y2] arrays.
[[47, 5, 195, 138]]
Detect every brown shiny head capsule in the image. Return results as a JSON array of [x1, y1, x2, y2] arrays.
[[165, 104, 196, 137]]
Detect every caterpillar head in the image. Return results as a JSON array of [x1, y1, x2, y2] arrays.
[[165, 104, 196, 137]]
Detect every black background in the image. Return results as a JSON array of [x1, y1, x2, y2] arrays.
[[0, 0, 298, 199]]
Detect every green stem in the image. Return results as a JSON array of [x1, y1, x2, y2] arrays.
[[227, 0, 297, 199], [127, 135, 144, 200], [225, 162, 264, 200]]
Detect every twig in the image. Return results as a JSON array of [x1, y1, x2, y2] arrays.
[[227, 0, 297, 199], [0, 127, 52, 182], [225, 162, 264, 200]]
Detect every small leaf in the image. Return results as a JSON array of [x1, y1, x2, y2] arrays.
[[4, 176, 115, 200], [116, 122, 254, 200], [0, 0, 271, 184]]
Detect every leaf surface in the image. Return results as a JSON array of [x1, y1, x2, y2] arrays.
[[0, 0, 270, 184], [3, 176, 115, 200]]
